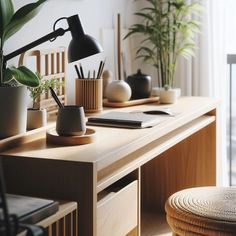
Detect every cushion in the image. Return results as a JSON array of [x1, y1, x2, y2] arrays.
[[165, 187, 236, 235]]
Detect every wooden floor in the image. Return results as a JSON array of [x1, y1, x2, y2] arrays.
[[141, 211, 172, 236]]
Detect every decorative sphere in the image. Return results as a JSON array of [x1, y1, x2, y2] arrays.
[[105, 80, 131, 102], [102, 70, 113, 80]]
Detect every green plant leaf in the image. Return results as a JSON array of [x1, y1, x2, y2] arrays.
[[125, 0, 201, 88], [3, 0, 47, 42], [3, 67, 12, 82], [134, 12, 154, 21], [3, 66, 39, 87], [0, 0, 14, 41]]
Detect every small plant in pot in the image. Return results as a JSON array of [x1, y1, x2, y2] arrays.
[[0, 0, 46, 138], [125, 0, 202, 103], [27, 75, 64, 130]]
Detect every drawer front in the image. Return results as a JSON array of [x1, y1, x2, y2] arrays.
[[97, 180, 138, 236]]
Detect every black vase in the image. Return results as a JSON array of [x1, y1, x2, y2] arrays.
[[125, 69, 151, 99]]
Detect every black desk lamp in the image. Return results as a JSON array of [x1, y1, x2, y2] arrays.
[[4, 14, 103, 63]]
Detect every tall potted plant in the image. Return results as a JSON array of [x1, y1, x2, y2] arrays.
[[0, 0, 46, 138], [125, 0, 201, 103]]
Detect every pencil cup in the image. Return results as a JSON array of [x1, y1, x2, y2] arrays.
[[75, 78, 103, 113], [56, 106, 86, 136]]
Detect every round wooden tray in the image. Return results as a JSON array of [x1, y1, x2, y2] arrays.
[[46, 128, 96, 145]]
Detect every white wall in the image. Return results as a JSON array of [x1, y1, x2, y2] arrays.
[[5, 0, 140, 103]]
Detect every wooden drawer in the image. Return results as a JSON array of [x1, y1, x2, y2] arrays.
[[97, 180, 138, 236]]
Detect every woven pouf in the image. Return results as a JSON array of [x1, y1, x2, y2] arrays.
[[165, 187, 236, 236]]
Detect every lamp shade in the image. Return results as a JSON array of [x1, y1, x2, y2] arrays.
[[67, 15, 103, 63], [68, 34, 103, 62]]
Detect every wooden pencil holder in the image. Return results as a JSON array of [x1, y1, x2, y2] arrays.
[[75, 78, 103, 113]]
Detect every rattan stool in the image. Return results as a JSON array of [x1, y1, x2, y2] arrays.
[[165, 187, 236, 236]]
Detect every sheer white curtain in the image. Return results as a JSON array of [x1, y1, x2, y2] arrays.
[[175, 0, 228, 185]]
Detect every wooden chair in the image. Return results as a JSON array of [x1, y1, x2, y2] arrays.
[[19, 47, 67, 118], [165, 186, 236, 236]]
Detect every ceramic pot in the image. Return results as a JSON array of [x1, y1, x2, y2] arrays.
[[56, 106, 86, 136], [125, 69, 151, 99], [159, 88, 181, 104], [0, 86, 27, 138], [27, 108, 47, 130], [152, 87, 181, 98], [105, 80, 131, 102]]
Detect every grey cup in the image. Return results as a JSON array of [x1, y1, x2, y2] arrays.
[[56, 106, 86, 136]]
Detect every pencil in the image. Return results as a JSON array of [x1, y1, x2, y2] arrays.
[[93, 70, 96, 79], [96, 61, 103, 79], [98, 59, 106, 79], [88, 70, 90, 79], [74, 64, 81, 79], [49, 87, 63, 108], [100, 60, 106, 78], [79, 63, 84, 79]]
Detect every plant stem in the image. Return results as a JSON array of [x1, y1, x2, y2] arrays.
[[172, 12, 177, 88], [157, 0, 165, 87], [167, 1, 171, 87], [0, 49, 3, 86]]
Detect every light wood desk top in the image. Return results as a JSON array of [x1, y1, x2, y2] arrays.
[[2, 96, 218, 167]]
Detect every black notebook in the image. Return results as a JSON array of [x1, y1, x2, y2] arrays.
[[87, 111, 161, 128], [6, 194, 59, 224]]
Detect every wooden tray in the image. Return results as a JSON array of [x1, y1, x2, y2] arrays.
[[103, 96, 159, 108], [46, 128, 96, 146]]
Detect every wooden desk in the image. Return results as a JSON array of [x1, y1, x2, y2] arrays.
[[0, 97, 218, 236]]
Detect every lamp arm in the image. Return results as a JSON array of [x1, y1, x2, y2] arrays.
[[4, 27, 69, 62]]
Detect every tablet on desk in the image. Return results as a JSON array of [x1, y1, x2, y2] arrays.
[[87, 111, 162, 128]]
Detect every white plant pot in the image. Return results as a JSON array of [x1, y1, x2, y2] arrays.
[[105, 80, 131, 102], [159, 88, 181, 104], [152, 87, 181, 98], [0, 86, 27, 138], [27, 108, 47, 130]]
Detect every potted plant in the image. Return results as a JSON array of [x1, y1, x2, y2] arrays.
[[125, 0, 201, 103], [27, 74, 64, 130], [0, 0, 46, 138]]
